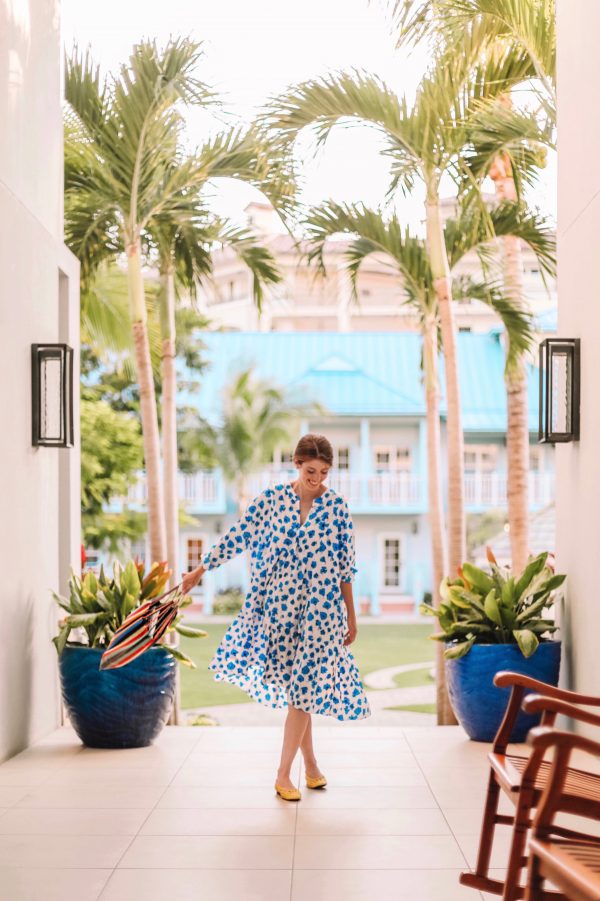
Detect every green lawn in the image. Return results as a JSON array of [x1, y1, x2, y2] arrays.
[[179, 621, 435, 710]]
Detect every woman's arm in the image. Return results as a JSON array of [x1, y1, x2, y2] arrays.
[[181, 490, 269, 593], [337, 499, 358, 645], [341, 580, 358, 646]]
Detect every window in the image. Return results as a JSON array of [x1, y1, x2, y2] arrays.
[[281, 449, 294, 466], [395, 447, 411, 471], [459, 326, 472, 333], [186, 538, 205, 585], [464, 445, 498, 473], [337, 447, 350, 470], [228, 280, 235, 299], [374, 446, 412, 473], [383, 537, 402, 589], [375, 448, 391, 472]]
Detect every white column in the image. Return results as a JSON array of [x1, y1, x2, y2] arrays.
[[359, 418, 370, 507], [556, 0, 600, 706]]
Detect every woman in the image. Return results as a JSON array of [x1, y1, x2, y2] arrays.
[[181, 433, 371, 801]]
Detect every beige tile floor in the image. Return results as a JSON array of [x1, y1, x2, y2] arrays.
[[0, 723, 515, 901]]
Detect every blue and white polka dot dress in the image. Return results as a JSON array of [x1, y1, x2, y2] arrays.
[[203, 482, 371, 721]]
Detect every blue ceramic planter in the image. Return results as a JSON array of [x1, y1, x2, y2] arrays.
[[445, 641, 562, 742], [59, 646, 177, 748]]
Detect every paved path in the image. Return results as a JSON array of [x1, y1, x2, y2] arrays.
[[363, 661, 434, 690]]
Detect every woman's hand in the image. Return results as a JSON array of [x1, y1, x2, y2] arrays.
[[180, 566, 205, 595], [343, 616, 358, 646]]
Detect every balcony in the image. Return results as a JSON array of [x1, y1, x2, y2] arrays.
[[117, 468, 554, 516], [247, 469, 425, 514], [464, 471, 554, 511], [121, 471, 226, 514]]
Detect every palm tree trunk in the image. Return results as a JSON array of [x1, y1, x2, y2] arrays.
[[159, 268, 179, 587], [158, 265, 182, 727], [126, 239, 167, 564], [423, 315, 456, 725], [426, 191, 466, 576], [490, 146, 530, 575]]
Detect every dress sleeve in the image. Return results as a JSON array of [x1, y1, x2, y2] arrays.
[[336, 500, 358, 584], [201, 490, 269, 572]]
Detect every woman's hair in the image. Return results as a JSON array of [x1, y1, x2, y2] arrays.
[[293, 433, 334, 466]]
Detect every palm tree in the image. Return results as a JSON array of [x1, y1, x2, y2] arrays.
[[262, 50, 537, 578], [302, 198, 553, 722], [389, 1, 556, 572], [147, 124, 295, 585], [64, 39, 214, 564], [204, 366, 325, 513], [150, 198, 284, 587]]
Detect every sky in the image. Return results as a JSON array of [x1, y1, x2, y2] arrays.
[[61, 0, 556, 234]]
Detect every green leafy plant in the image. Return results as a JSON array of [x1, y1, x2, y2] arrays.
[[52, 560, 207, 667], [421, 548, 565, 660], [212, 587, 244, 615]]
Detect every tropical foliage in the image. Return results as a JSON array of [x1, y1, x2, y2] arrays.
[[65, 37, 294, 570], [80, 397, 145, 551], [422, 549, 564, 659], [190, 365, 325, 511]]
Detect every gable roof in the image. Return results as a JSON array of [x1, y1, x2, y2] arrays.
[[178, 330, 540, 432]]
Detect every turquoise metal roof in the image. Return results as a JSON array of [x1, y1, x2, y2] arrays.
[[178, 330, 540, 433]]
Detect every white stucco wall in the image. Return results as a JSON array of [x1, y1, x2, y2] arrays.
[[555, 0, 600, 698], [0, 0, 80, 761]]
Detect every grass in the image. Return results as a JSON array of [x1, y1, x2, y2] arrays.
[[179, 621, 435, 710], [392, 665, 435, 689], [384, 703, 437, 714]]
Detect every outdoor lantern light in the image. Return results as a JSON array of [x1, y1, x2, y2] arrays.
[[538, 338, 581, 444], [31, 344, 74, 448]]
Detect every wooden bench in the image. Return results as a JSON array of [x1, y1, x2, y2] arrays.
[[459, 672, 600, 900], [524, 726, 600, 901]]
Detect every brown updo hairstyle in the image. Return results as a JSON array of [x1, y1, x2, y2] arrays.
[[293, 433, 334, 467]]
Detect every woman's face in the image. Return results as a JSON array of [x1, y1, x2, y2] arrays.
[[295, 458, 331, 493]]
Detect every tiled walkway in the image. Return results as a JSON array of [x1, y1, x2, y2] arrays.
[[0, 723, 509, 901]]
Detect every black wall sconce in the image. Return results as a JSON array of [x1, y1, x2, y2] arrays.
[[31, 344, 74, 448], [538, 338, 580, 444]]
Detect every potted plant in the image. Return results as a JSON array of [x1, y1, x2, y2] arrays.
[[52, 560, 207, 748], [422, 549, 565, 742]]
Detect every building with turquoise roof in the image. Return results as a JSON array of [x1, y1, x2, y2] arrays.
[[121, 329, 554, 615]]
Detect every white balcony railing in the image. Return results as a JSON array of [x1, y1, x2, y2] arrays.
[[464, 471, 554, 508], [126, 471, 222, 507], [122, 468, 554, 512]]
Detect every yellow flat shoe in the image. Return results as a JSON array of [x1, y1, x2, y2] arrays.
[[275, 782, 301, 801], [305, 774, 327, 789]]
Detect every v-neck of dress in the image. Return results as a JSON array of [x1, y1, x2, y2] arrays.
[[286, 482, 330, 528]]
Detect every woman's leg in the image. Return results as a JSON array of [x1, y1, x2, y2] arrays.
[[276, 704, 310, 789], [300, 715, 325, 779]]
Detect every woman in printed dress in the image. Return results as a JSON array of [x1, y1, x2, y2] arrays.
[[182, 433, 371, 801]]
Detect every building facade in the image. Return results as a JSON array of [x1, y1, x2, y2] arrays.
[[197, 201, 556, 336], [117, 331, 554, 615]]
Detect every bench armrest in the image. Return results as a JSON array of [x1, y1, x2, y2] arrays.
[[523, 695, 600, 729], [527, 725, 600, 757], [494, 671, 600, 707]]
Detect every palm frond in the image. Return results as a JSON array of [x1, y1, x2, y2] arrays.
[[455, 276, 534, 371], [387, 0, 555, 102], [445, 200, 555, 282], [303, 200, 434, 314], [464, 98, 553, 198]]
